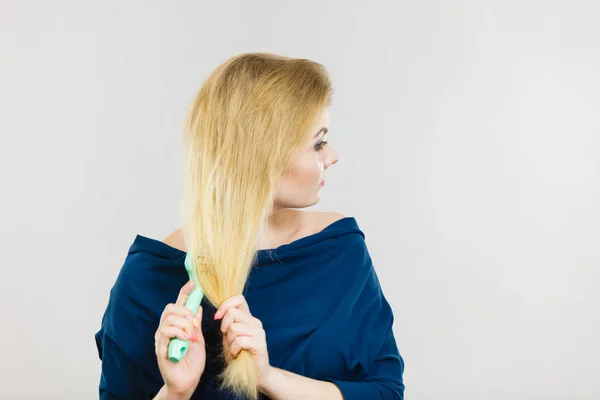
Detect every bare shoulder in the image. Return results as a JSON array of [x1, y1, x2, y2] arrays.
[[162, 227, 186, 252], [305, 211, 347, 232]]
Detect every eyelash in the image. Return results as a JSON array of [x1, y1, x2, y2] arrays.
[[315, 141, 328, 151]]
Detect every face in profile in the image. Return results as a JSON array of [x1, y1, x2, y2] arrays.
[[274, 109, 339, 209]]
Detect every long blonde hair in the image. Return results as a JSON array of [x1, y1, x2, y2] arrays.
[[179, 52, 333, 399]]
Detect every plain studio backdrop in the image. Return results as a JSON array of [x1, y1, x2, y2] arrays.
[[1, 1, 599, 399]]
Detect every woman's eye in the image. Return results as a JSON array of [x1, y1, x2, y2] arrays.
[[314, 141, 328, 151]]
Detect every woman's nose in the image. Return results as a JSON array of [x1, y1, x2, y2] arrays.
[[326, 148, 339, 167]]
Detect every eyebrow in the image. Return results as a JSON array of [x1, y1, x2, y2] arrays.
[[314, 127, 328, 138]]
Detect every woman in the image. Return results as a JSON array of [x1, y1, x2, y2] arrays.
[[95, 52, 405, 400]]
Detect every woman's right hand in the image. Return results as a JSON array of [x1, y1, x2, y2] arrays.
[[155, 280, 206, 398]]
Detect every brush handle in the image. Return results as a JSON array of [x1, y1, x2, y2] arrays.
[[167, 287, 204, 362], [167, 253, 204, 362]]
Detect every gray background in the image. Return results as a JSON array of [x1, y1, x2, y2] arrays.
[[1, 1, 599, 399]]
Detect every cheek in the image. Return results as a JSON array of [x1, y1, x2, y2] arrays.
[[286, 159, 321, 186]]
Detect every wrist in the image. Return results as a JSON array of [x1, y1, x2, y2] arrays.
[[157, 385, 194, 400], [258, 366, 283, 394]]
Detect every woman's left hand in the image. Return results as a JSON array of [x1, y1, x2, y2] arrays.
[[214, 294, 271, 383]]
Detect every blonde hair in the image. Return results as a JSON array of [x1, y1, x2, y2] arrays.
[[179, 52, 333, 399]]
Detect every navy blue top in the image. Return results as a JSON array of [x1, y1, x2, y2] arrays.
[[95, 216, 405, 399]]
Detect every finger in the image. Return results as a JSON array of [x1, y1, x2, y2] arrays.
[[175, 280, 196, 307], [220, 308, 253, 333], [230, 336, 258, 358], [225, 323, 259, 344], [191, 306, 204, 342], [160, 303, 195, 325], [215, 294, 249, 320], [155, 326, 192, 360], [196, 304, 203, 325], [230, 339, 241, 359], [163, 315, 195, 338]]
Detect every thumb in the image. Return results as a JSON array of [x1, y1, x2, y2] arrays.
[[190, 305, 205, 346], [185, 306, 205, 374]]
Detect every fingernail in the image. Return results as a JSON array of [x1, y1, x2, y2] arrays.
[[214, 311, 221, 320], [193, 318, 200, 328], [192, 331, 199, 342], [184, 331, 191, 340]]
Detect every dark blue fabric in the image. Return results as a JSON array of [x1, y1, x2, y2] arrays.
[[95, 216, 405, 399]]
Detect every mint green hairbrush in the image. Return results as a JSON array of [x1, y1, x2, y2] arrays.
[[167, 252, 205, 362]]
